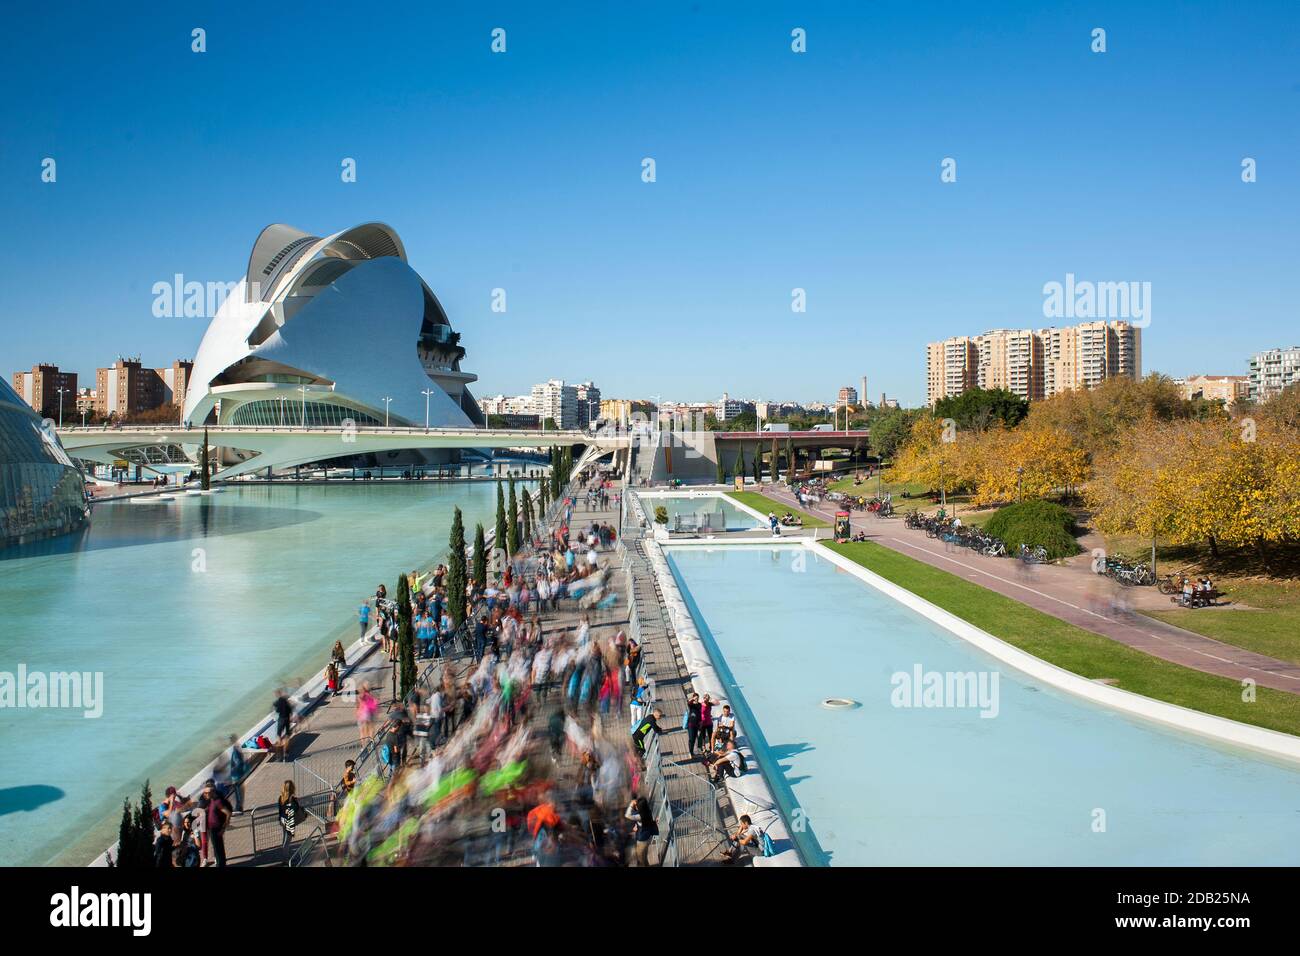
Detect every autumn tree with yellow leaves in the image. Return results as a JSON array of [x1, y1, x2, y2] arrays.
[[1088, 416, 1300, 559], [886, 417, 1087, 506]]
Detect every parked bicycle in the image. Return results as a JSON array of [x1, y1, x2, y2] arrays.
[[1157, 570, 1189, 595], [1018, 543, 1049, 564], [1100, 557, 1156, 586]]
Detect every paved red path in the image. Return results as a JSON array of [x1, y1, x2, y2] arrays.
[[759, 486, 1300, 695]]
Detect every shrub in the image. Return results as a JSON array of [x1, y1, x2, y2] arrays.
[[983, 500, 1081, 560], [654, 505, 669, 525]]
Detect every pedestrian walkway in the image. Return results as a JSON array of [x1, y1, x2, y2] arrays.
[[618, 513, 738, 865], [199, 470, 732, 867], [760, 485, 1300, 694]]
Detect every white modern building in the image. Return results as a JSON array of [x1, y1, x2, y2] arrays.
[[531, 380, 578, 429], [182, 222, 483, 468], [1248, 346, 1300, 403]]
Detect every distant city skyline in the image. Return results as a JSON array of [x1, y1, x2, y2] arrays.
[[4, 3, 1297, 407]]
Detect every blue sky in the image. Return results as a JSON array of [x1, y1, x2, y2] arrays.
[[2, 1, 1297, 407]]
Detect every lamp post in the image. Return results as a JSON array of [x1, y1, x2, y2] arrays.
[[422, 389, 435, 432], [56, 387, 67, 428], [1017, 466, 1024, 503], [382, 396, 393, 427]]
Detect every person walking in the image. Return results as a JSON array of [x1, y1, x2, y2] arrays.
[[625, 795, 658, 866], [273, 690, 294, 761], [198, 778, 232, 867], [277, 780, 302, 860], [223, 734, 247, 812], [356, 683, 378, 741], [358, 599, 371, 640]]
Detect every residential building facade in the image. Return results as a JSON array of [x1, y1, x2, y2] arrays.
[[1176, 375, 1250, 405], [1248, 347, 1300, 403], [11, 364, 78, 421], [531, 379, 579, 429], [927, 321, 1141, 405]]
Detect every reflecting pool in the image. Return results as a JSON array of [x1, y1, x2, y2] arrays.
[[0, 480, 527, 865], [666, 545, 1300, 866]]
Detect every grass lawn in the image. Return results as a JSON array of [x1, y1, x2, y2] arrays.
[[827, 474, 930, 497], [1144, 578, 1300, 667], [825, 540, 1300, 738], [725, 490, 830, 528], [1099, 534, 1300, 667]]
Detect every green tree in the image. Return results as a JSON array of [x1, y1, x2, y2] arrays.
[[934, 387, 1029, 432], [507, 478, 520, 553], [130, 780, 154, 868], [200, 427, 211, 490], [396, 573, 416, 697], [716, 457, 725, 484], [752, 445, 761, 483], [733, 445, 745, 482], [784, 438, 794, 481], [521, 487, 533, 543], [114, 799, 135, 867], [447, 507, 467, 626], [494, 482, 508, 559], [472, 523, 487, 585], [869, 408, 924, 460]]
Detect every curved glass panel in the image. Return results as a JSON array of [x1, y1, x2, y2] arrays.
[[226, 399, 383, 428], [0, 379, 89, 549]]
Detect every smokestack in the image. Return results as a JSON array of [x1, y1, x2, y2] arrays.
[[861, 376, 868, 407]]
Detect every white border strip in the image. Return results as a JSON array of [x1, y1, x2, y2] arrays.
[[808, 539, 1300, 765]]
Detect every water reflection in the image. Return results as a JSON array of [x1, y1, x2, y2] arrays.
[[0, 503, 321, 560]]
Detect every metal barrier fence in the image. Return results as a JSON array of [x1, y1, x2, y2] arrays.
[[639, 725, 729, 866]]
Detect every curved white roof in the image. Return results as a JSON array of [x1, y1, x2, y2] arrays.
[[183, 222, 470, 429]]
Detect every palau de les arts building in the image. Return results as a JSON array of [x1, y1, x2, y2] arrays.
[[183, 222, 485, 471], [0, 376, 90, 549]]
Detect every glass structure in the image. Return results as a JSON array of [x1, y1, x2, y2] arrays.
[[227, 400, 383, 428], [0, 377, 90, 549]]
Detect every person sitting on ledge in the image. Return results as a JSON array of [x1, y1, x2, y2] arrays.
[[704, 740, 744, 785]]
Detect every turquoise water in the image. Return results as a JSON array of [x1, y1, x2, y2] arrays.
[[644, 495, 763, 531], [666, 545, 1300, 866], [0, 481, 528, 866]]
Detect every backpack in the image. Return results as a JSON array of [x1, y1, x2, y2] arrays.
[[760, 829, 776, 857], [734, 750, 748, 775]]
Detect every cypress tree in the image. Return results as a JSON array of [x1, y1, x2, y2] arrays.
[[521, 487, 533, 543], [507, 478, 520, 554], [448, 507, 467, 626], [115, 799, 134, 867], [200, 427, 211, 490], [133, 780, 155, 867], [734, 446, 745, 482], [716, 457, 725, 484], [494, 483, 508, 562], [473, 523, 487, 585], [397, 573, 416, 698], [784, 438, 794, 481], [752, 445, 761, 483]]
